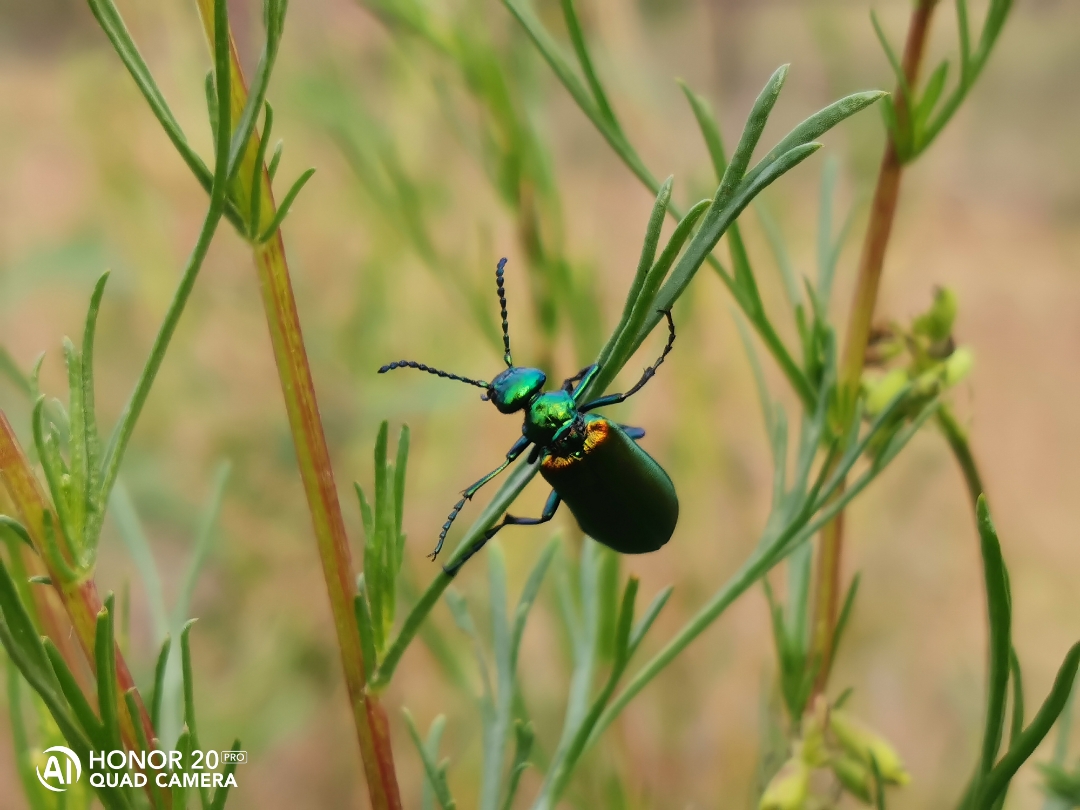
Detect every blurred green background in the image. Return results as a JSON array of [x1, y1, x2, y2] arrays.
[[1, 0, 1079, 807]]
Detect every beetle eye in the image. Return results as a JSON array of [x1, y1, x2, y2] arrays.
[[481, 393, 490, 401]]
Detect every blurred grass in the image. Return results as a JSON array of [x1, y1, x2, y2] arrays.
[[1, 0, 1079, 807]]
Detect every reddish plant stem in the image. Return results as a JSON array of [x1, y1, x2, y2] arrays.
[[811, 0, 940, 693], [191, 3, 402, 804]]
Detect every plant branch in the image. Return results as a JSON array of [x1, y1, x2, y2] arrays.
[[0, 411, 157, 775], [810, 0, 940, 692], [937, 404, 985, 507], [190, 3, 402, 805]]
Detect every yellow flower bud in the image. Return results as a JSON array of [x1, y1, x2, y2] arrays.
[[863, 368, 909, 415], [829, 711, 910, 786], [760, 757, 810, 810]]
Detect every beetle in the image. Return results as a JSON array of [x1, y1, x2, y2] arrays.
[[379, 257, 678, 576]]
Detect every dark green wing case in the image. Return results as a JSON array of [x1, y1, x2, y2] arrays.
[[540, 416, 678, 554]]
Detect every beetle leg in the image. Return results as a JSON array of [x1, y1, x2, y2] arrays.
[[444, 490, 562, 577], [562, 363, 597, 393], [430, 435, 531, 561], [579, 311, 675, 413], [569, 364, 602, 401], [619, 425, 646, 440]]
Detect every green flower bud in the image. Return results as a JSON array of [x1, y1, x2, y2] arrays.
[[831, 755, 874, 804], [829, 711, 910, 786], [943, 346, 974, 386], [863, 368, 909, 415], [760, 757, 811, 810], [913, 287, 958, 342]]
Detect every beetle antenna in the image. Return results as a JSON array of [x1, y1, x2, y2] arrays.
[[495, 257, 513, 367], [378, 361, 489, 390]]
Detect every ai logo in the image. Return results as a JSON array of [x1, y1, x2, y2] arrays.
[[36, 746, 82, 792]]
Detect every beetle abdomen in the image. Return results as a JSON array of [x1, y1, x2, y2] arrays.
[[540, 416, 678, 554]]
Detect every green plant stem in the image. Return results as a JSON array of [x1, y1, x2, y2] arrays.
[[190, 4, 402, 805], [810, 0, 939, 693], [937, 404, 985, 507], [100, 202, 226, 507]]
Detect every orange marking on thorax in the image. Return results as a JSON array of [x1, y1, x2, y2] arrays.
[[542, 419, 609, 470]]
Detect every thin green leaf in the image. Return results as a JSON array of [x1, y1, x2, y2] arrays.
[[33, 398, 75, 555], [172, 462, 231, 631], [870, 10, 911, 111], [83, 0, 248, 230], [151, 634, 171, 735], [0, 345, 32, 396], [126, 687, 164, 807], [0, 557, 52, 681], [96, 595, 124, 753], [249, 103, 274, 239], [0, 516, 33, 550], [501, 0, 656, 189], [602, 197, 709, 388], [501, 720, 535, 810], [63, 338, 89, 546], [404, 708, 457, 810], [815, 156, 845, 307], [173, 728, 193, 808], [510, 540, 558, 671], [110, 482, 169, 639], [628, 585, 673, 659], [181, 618, 211, 810], [482, 544, 512, 810], [977, 495, 1012, 775], [979, 643, 1080, 809], [829, 573, 861, 677], [676, 77, 763, 309], [560, 0, 619, 128], [422, 715, 447, 810], [650, 143, 823, 337], [209, 739, 243, 810], [679, 80, 728, 181], [734, 313, 777, 458], [268, 141, 284, 181], [44, 638, 106, 747], [394, 424, 410, 541], [257, 167, 316, 243], [355, 579, 377, 682], [717, 65, 788, 207], [957, 0, 972, 74], [754, 202, 803, 312], [742, 90, 887, 193], [210, 0, 232, 191], [914, 60, 949, 135], [4, 655, 49, 810], [226, 0, 286, 183], [595, 177, 673, 373], [612, 576, 639, 666], [356, 483, 375, 541]]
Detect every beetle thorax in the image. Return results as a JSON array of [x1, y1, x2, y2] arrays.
[[523, 390, 578, 445]]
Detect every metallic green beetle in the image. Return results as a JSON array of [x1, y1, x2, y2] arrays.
[[379, 258, 678, 575]]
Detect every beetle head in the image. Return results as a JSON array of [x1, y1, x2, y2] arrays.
[[486, 366, 546, 414]]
